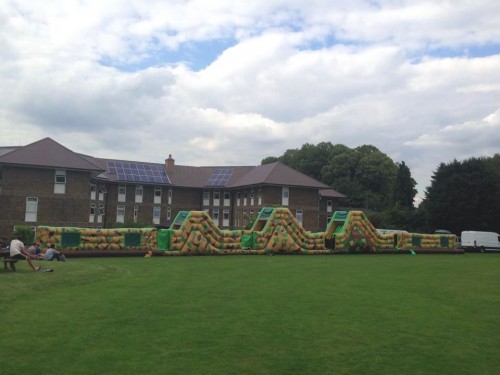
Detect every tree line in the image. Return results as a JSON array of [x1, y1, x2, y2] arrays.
[[262, 142, 500, 235]]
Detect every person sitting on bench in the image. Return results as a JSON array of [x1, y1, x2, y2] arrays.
[[10, 236, 41, 271]]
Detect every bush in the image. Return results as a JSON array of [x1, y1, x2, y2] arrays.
[[114, 220, 151, 228], [13, 226, 35, 245]]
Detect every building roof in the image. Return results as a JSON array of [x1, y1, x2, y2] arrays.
[[320, 189, 347, 198], [0, 147, 20, 157], [0, 138, 103, 172], [0, 138, 345, 196], [168, 165, 255, 188], [229, 162, 329, 189]]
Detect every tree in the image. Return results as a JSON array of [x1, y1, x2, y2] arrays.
[[422, 156, 500, 234], [261, 156, 278, 165], [279, 142, 334, 181], [13, 226, 35, 245], [393, 161, 417, 209], [266, 141, 417, 216], [322, 145, 398, 210]]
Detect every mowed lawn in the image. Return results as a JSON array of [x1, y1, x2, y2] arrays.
[[1, 254, 499, 375]]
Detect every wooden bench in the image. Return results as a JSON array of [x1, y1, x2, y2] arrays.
[[1, 249, 18, 271], [3, 258, 18, 271]]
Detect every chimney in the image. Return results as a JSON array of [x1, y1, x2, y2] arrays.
[[165, 154, 175, 173]]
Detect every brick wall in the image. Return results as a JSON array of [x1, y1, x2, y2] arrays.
[[0, 165, 335, 236], [0, 166, 93, 236]]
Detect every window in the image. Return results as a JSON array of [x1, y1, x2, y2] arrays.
[[25, 197, 38, 222], [90, 184, 96, 200], [282, 186, 289, 206], [167, 207, 172, 221], [154, 187, 162, 204], [233, 210, 238, 227], [327, 200, 333, 213], [296, 209, 303, 225], [258, 190, 262, 205], [237, 192, 241, 207], [118, 185, 126, 202], [116, 204, 125, 223], [212, 209, 219, 225], [54, 170, 66, 194], [99, 186, 106, 201], [223, 209, 230, 227], [223, 191, 230, 206], [89, 203, 96, 223], [243, 192, 248, 206], [203, 190, 210, 206], [168, 188, 173, 205], [98, 204, 105, 215], [133, 205, 139, 223], [135, 186, 143, 203], [213, 190, 220, 206], [153, 206, 161, 225], [250, 190, 255, 206]]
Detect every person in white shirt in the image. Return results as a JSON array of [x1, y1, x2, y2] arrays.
[[10, 236, 41, 271]]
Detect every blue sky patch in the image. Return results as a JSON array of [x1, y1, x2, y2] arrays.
[[99, 38, 237, 72], [426, 43, 500, 59]]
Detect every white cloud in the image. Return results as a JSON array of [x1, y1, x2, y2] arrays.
[[1, 0, 500, 200]]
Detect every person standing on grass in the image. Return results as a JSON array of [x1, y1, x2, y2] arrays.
[[10, 236, 41, 271], [44, 244, 65, 261]]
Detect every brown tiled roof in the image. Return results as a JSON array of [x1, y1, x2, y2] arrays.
[[229, 162, 329, 188], [169, 165, 255, 188], [0, 147, 21, 157], [79, 156, 119, 182], [320, 188, 347, 198], [4, 138, 345, 195], [0, 138, 103, 172]]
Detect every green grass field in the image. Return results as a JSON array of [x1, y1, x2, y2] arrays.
[[1, 254, 499, 375]]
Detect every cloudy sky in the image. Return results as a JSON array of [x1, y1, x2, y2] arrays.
[[1, 0, 499, 201]]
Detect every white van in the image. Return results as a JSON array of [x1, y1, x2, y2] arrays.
[[461, 231, 500, 252]]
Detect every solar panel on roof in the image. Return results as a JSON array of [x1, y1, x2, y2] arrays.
[[207, 168, 233, 186], [106, 161, 171, 184]]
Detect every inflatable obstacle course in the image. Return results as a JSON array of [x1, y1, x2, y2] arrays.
[[158, 210, 251, 255], [323, 210, 456, 252], [36, 207, 457, 254], [245, 207, 328, 254], [36, 226, 157, 251]]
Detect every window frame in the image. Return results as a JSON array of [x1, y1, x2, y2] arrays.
[[153, 206, 161, 225], [135, 185, 143, 203], [116, 204, 125, 223], [25, 196, 38, 222], [54, 170, 66, 194]]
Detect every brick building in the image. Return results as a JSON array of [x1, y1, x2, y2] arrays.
[[0, 138, 345, 237]]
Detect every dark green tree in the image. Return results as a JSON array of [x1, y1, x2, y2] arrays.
[[279, 142, 334, 181], [393, 161, 417, 209], [261, 156, 278, 165], [422, 156, 500, 234], [13, 226, 35, 245], [322, 145, 398, 210]]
